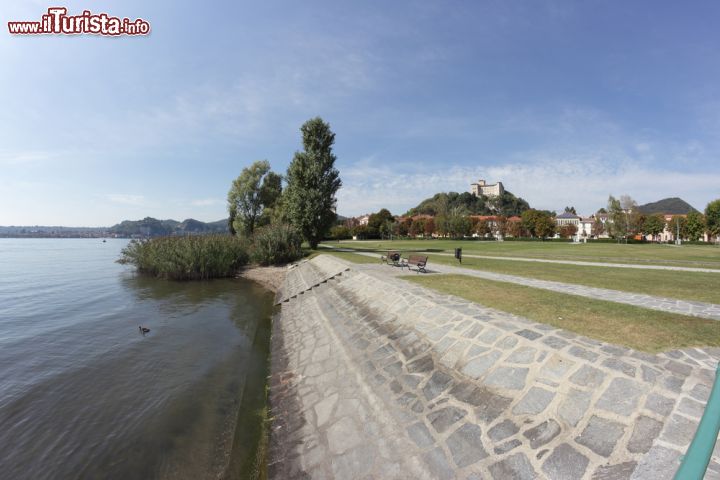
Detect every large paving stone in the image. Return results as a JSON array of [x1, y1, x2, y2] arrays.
[[484, 367, 529, 391], [539, 354, 575, 381], [575, 415, 625, 457], [569, 364, 606, 388], [662, 414, 698, 447], [488, 419, 519, 442], [596, 377, 644, 416], [327, 417, 363, 454], [592, 461, 637, 480], [494, 439, 522, 455], [422, 371, 453, 400], [478, 328, 502, 345], [446, 423, 488, 468], [515, 329, 543, 340], [330, 443, 379, 479], [488, 453, 537, 480], [644, 392, 675, 417], [512, 387, 556, 415], [542, 443, 589, 480], [630, 445, 681, 480], [507, 346, 537, 364], [602, 357, 636, 377], [461, 350, 502, 379], [314, 392, 339, 427], [568, 345, 599, 362], [558, 388, 592, 427], [678, 397, 705, 418], [428, 406, 467, 433], [496, 336, 519, 350], [543, 336, 570, 350], [475, 388, 512, 423], [523, 419, 561, 449], [422, 447, 455, 480], [407, 354, 434, 373], [406, 421, 435, 448], [628, 415, 663, 454]]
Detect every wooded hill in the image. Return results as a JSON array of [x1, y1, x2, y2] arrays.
[[109, 217, 228, 236], [404, 190, 531, 217], [637, 197, 699, 215]]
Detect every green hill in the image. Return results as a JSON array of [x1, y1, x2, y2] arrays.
[[404, 190, 530, 217], [637, 197, 698, 215], [109, 217, 228, 236]]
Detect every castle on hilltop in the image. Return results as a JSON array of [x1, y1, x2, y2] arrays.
[[470, 179, 504, 197]]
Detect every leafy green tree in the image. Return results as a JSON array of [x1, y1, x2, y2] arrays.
[[475, 218, 490, 237], [368, 209, 394, 233], [564, 206, 577, 215], [642, 214, 666, 241], [607, 195, 625, 240], [284, 117, 342, 249], [558, 224, 578, 239], [534, 214, 556, 239], [685, 211, 705, 241], [227, 160, 282, 236], [424, 218, 436, 237], [521, 209, 555, 238], [706, 199, 720, 241]]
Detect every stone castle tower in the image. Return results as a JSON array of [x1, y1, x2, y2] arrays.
[[470, 179, 504, 197]]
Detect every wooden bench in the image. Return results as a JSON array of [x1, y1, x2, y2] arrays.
[[402, 255, 428, 273], [381, 251, 401, 266]]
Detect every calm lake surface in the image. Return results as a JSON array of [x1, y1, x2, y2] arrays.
[[0, 239, 274, 480]]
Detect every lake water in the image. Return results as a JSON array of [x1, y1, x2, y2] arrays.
[[0, 239, 274, 480]]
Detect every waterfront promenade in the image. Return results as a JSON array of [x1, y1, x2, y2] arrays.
[[267, 255, 720, 479]]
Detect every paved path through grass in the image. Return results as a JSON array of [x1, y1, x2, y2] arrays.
[[431, 252, 720, 273], [269, 255, 720, 479], [324, 248, 720, 321]]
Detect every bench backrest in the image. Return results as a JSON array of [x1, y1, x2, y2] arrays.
[[407, 255, 428, 265]]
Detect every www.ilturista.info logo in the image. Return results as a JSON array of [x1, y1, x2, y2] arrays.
[[8, 7, 150, 36]]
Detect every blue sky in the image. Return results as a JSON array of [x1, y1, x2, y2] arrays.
[[2, 1, 719, 226]]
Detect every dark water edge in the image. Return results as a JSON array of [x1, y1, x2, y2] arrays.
[[223, 305, 274, 480], [0, 236, 277, 480]]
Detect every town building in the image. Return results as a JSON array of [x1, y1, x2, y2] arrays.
[[470, 179, 504, 197]]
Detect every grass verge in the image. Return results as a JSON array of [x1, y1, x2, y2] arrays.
[[421, 254, 720, 305], [332, 239, 720, 269], [310, 250, 378, 264], [405, 274, 720, 352]]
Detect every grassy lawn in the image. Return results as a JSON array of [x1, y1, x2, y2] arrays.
[[332, 239, 720, 269], [421, 254, 720, 304], [405, 274, 720, 352]]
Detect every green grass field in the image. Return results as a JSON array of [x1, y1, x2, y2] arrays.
[[406, 274, 720, 352], [330, 239, 720, 269]]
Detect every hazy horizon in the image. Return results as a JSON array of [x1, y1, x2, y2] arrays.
[[3, 1, 720, 225]]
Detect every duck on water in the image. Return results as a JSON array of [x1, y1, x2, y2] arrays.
[[138, 326, 150, 334]]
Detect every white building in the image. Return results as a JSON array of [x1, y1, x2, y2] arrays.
[[470, 179, 504, 197]]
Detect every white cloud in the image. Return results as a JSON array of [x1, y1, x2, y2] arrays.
[[105, 194, 145, 206], [190, 198, 222, 207], [336, 153, 720, 217], [0, 151, 52, 166]]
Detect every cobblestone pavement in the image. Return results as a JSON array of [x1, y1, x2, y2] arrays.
[[341, 250, 720, 321], [268, 256, 720, 479]]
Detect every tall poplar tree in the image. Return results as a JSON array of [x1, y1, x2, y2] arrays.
[[285, 117, 342, 249]]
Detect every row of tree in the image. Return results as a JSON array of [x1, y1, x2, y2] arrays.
[[331, 208, 562, 240], [226, 117, 342, 249], [331, 196, 720, 242], [604, 195, 720, 241]]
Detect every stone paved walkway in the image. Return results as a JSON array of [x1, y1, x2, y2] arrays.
[[341, 250, 720, 321], [268, 256, 720, 479]]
